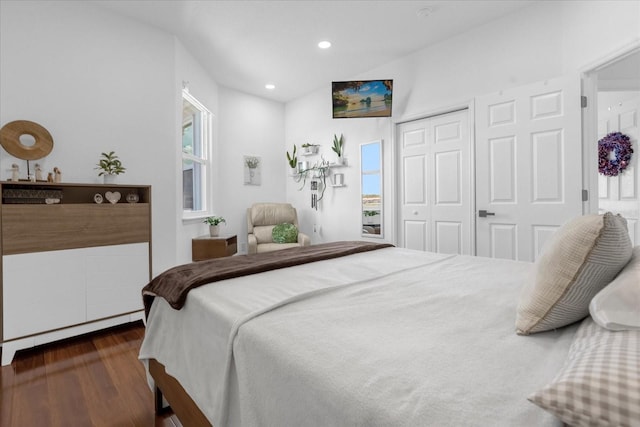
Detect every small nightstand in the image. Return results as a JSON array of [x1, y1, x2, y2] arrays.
[[192, 234, 238, 261]]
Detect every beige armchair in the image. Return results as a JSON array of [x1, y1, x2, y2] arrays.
[[247, 203, 310, 254]]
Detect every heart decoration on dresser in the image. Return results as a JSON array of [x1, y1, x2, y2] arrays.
[[105, 191, 121, 204]]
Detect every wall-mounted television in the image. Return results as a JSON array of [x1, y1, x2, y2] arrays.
[[332, 80, 393, 119]]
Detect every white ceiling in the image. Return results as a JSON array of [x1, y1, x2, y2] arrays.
[[92, 0, 535, 103]]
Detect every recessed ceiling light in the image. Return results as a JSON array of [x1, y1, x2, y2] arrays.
[[265, 83, 276, 90], [318, 40, 331, 49]]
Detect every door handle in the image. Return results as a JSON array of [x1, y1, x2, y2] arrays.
[[478, 210, 495, 218]]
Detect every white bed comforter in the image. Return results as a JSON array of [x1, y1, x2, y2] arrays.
[[139, 247, 578, 426]]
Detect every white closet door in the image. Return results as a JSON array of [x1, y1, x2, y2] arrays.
[[475, 76, 583, 261], [397, 109, 471, 254]]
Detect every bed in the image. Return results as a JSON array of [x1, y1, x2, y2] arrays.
[[139, 232, 639, 427]]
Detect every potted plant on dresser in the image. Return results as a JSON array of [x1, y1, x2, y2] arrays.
[[203, 216, 226, 237], [95, 151, 126, 184]]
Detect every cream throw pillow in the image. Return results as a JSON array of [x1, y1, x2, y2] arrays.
[[516, 213, 632, 335]]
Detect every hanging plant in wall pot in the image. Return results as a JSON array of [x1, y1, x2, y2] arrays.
[[286, 144, 298, 174], [332, 133, 344, 164]]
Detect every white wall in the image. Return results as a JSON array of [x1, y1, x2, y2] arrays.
[[218, 86, 286, 253], [285, 90, 391, 242], [285, 0, 640, 245], [0, 1, 288, 268], [0, 0, 178, 275], [560, 1, 640, 75]]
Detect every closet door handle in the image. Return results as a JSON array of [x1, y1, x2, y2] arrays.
[[478, 210, 495, 218]]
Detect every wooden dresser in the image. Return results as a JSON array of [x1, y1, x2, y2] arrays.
[[0, 182, 152, 365]]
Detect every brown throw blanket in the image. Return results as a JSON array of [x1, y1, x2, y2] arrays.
[[142, 240, 394, 317]]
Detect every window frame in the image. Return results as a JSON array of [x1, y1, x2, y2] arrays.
[[181, 89, 213, 221]]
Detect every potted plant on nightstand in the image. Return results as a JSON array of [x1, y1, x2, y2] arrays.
[[95, 151, 126, 184], [203, 216, 226, 237]]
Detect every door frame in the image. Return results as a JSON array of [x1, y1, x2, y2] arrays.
[[392, 100, 476, 252], [580, 40, 640, 214]]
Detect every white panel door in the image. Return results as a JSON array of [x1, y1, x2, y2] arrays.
[[476, 77, 582, 261], [597, 93, 640, 245], [398, 109, 471, 254]]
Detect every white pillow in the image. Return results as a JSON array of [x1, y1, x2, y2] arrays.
[[589, 246, 640, 331]]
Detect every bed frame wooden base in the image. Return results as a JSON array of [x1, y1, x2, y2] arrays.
[[149, 358, 213, 427]]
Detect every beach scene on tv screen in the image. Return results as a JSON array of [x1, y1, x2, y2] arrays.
[[332, 80, 392, 118]]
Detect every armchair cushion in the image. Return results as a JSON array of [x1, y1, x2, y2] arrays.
[[249, 203, 297, 228], [253, 225, 276, 244]]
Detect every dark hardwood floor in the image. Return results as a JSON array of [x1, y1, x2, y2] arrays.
[[0, 321, 181, 426]]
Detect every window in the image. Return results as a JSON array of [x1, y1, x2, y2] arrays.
[[182, 90, 212, 218]]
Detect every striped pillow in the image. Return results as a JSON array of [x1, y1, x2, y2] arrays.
[[529, 317, 640, 427], [516, 213, 632, 335]]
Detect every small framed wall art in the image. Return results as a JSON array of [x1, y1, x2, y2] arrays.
[[244, 155, 261, 186]]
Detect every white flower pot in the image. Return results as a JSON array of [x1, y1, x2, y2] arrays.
[[209, 225, 220, 237], [103, 174, 117, 184]]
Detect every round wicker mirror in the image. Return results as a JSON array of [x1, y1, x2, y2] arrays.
[[0, 120, 54, 160]]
